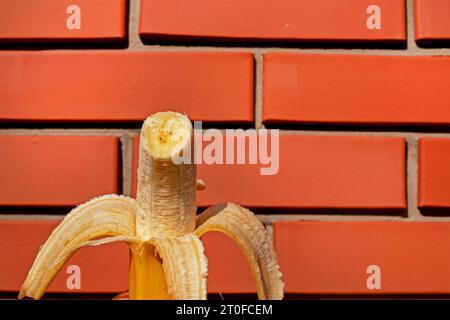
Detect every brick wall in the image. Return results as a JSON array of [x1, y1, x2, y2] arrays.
[[1, 0, 450, 299]]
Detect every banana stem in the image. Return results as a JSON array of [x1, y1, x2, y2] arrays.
[[129, 244, 171, 300]]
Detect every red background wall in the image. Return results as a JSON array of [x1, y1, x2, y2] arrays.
[[1, 0, 450, 299]]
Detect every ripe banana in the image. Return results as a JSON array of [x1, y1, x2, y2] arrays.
[[19, 111, 284, 300]]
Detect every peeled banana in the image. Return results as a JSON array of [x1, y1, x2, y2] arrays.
[[19, 111, 284, 300]]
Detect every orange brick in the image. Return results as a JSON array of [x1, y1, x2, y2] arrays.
[[131, 135, 406, 212], [201, 232, 255, 294], [274, 221, 450, 295], [140, 0, 405, 44], [418, 138, 450, 212], [415, 0, 450, 45], [263, 54, 450, 126], [0, 136, 119, 207], [0, 0, 126, 43], [0, 51, 254, 123]]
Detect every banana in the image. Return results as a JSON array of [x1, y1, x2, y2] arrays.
[[19, 111, 284, 300]]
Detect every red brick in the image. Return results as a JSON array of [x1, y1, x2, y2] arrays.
[[0, 220, 129, 293], [274, 221, 450, 295], [263, 54, 450, 126], [140, 0, 405, 44], [0, 220, 256, 294], [0, 0, 126, 43], [418, 138, 450, 212], [201, 232, 255, 294], [415, 0, 450, 45], [131, 135, 406, 212], [0, 52, 254, 123], [0, 136, 119, 207]]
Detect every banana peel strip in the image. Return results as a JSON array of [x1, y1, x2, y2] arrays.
[[149, 235, 208, 300], [19, 195, 137, 299], [195, 203, 284, 300]]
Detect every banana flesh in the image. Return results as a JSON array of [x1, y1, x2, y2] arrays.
[[136, 112, 197, 239]]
